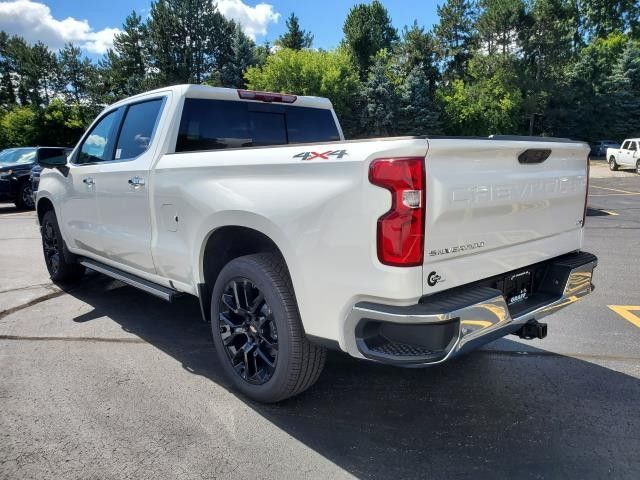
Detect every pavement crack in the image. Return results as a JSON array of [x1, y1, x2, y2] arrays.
[[0, 335, 147, 344], [0, 288, 65, 320]]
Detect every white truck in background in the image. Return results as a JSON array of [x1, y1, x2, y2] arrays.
[[35, 85, 597, 402], [607, 138, 640, 173]]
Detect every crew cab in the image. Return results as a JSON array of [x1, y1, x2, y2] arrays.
[[35, 85, 597, 402], [607, 138, 640, 173]]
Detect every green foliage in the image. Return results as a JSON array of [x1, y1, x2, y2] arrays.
[[244, 48, 362, 136], [359, 51, 399, 137], [438, 55, 523, 135], [1, 0, 640, 147], [276, 13, 313, 50], [0, 106, 37, 146], [433, 0, 476, 80], [342, 0, 398, 78]]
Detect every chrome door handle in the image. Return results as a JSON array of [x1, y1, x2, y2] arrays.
[[82, 177, 94, 186], [128, 176, 145, 188]]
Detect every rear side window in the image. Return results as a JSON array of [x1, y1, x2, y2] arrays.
[[115, 99, 164, 160], [176, 98, 340, 152]]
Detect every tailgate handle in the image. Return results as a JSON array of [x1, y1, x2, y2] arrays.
[[518, 149, 551, 164]]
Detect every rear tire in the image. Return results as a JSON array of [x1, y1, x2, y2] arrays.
[[609, 156, 619, 171], [636, 160, 640, 175], [14, 180, 34, 210], [40, 210, 85, 283], [210, 253, 326, 403]]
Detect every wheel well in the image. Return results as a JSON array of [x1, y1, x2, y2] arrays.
[[199, 226, 284, 322], [36, 197, 54, 224]]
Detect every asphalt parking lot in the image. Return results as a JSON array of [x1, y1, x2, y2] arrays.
[[1, 164, 639, 479]]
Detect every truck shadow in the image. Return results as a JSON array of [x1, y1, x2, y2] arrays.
[[69, 276, 640, 479]]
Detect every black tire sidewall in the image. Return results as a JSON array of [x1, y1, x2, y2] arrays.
[[609, 158, 617, 170], [210, 255, 296, 402], [15, 181, 33, 209]]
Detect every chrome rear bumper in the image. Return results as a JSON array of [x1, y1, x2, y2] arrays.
[[346, 251, 597, 366]]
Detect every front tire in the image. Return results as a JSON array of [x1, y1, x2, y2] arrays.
[[210, 253, 326, 403], [14, 181, 34, 210], [40, 210, 85, 283], [609, 156, 619, 171]]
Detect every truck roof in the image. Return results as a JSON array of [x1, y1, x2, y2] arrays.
[[110, 84, 334, 111]]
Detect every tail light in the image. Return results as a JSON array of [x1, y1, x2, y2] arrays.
[[369, 157, 425, 267], [237, 89, 297, 103], [582, 155, 590, 226]]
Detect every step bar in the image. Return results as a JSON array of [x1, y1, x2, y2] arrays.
[[79, 258, 180, 302]]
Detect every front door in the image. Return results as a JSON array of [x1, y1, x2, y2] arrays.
[[60, 108, 122, 256]]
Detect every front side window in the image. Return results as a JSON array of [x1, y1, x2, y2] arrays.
[[115, 99, 164, 160], [628, 141, 637, 151], [622, 141, 630, 150], [77, 110, 120, 164]]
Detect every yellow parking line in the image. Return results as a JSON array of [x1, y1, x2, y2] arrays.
[[590, 185, 640, 194], [608, 305, 640, 328]]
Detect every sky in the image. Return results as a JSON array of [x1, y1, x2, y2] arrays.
[[0, 0, 441, 57]]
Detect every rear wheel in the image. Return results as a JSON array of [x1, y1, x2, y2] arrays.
[[636, 160, 640, 175], [609, 156, 619, 171], [41, 210, 85, 283], [14, 181, 34, 210], [210, 253, 326, 403]]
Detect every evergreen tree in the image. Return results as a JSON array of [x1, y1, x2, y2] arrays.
[[397, 67, 442, 135], [59, 44, 94, 104], [343, 1, 398, 78], [359, 52, 399, 136], [476, 0, 526, 56], [220, 23, 257, 88], [396, 22, 440, 94], [147, 0, 228, 85], [276, 13, 313, 50], [433, 0, 476, 80], [0, 32, 16, 108], [107, 11, 148, 96]]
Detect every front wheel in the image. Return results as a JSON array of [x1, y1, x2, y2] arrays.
[[609, 156, 619, 171], [14, 181, 34, 210], [40, 210, 85, 283], [210, 253, 326, 403]]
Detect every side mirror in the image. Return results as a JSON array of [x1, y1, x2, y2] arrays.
[[37, 148, 68, 169]]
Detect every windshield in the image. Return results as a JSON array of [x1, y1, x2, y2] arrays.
[[0, 148, 37, 165]]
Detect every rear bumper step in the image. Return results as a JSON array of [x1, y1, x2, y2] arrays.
[[347, 251, 597, 366]]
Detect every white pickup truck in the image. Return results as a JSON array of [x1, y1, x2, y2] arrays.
[[36, 85, 597, 402], [607, 138, 640, 173]]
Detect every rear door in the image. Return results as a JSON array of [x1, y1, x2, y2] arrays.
[[422, 138, 589, 293], [95, 96, 167, 274]]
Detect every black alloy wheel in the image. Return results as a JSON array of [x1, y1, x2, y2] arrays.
[[42, 217, 61, 277], [218, 278, 279, 385]]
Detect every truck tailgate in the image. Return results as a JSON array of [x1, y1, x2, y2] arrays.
[[422, 138, 589, 294]]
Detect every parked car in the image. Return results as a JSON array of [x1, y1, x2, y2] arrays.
[[35, 85, 597, 402], [0, 147, 70, 209], [607, 138, 640, 173], [591, 140, 620, 158]]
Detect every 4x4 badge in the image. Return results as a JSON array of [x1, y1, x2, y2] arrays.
[[294, 150, 348, 161]]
